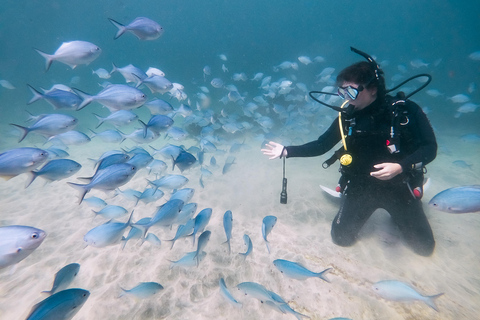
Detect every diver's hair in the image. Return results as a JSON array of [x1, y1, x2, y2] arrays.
[[336, 61, 378, 89]]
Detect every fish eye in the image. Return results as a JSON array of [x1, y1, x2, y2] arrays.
[[16, 248, 22, 253], [31, 233, 39, 239]]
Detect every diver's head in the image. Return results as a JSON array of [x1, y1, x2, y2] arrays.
[[336, 61, 384, 110]]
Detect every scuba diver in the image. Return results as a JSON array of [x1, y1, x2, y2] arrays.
[[261, 47, 437, 256]]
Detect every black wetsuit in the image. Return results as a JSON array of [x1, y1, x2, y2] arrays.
[[285, 97, 437, 256]]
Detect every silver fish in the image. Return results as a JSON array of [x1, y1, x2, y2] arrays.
[[35, 40, 101, 71], [428, 185, 480, 213], [0, 147, 49, 179], [119, 282, 164, 299], [74, 84, 147, 111], [10, 114, 78, 143], [0, 225, 47, 269], [84, 211, 134, 247], [109, 17, 164, 40], [27, 85, 82, 110], [42, 263, 80, 295]]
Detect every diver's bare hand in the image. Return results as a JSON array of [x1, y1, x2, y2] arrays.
[[370, 163, 403, 180], [261, 141, 287, 160]]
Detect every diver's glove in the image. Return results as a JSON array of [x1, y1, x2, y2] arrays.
[[261, 141, 287, 160]]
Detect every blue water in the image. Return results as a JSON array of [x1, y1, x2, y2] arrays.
[[0, 1, 479, 319]]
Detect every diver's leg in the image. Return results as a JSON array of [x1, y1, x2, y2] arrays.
[[387, 195, 435, 256], [331, 186, 376, 247]]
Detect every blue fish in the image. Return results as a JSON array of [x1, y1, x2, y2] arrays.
[[165, 219, 195, 249], [42, 263, 80, 295], [169, 251, 206, 269], [0, 225, 47, 269], [144, 233, 162, 247], [147, 174, 189, 190], [109, 17, 164, 40], [219, 278, 242, 308], [90, 129, 124, 143], [223, 210, 233, 254], [194, 230, 211, 266], [82, 196, 107, 208], [95, 153, 130, 171], [121, 226, 143, 250], [26, 159, 81, 188], [236, 282, 275, 304], [273, 259, 331, 282], [145, 99, 174, 115], [172, 151, 197, 172], [68, 163, 137, 204], [74, 84, 147, 112], [262, 215, 277, 253], [133, 199, 184, 236], [222, 156, 235, 174], [239, 234, 253, 260], [48, 130, 91, 146], [84, 211, 134, 248], [92, 205, 128, 220], [266, 290, 310, 319], [177, 203, 198, 225], [27, 84, 82, 110], [119, 282, 164, 299], [10, 114, 78, 142], [139, 115, 174, 138], [25, 288, 90, 320], [170, 188, 195, 204], [93, 110, 138, 128], [166, 126, 188, 140], [192, 208, 213, 246], [428, 185, 480, 213], [0, 147, 49, 180], [136, 188, 165, 205], [372, 280, 443, 311], [127, 153, 153, 170]]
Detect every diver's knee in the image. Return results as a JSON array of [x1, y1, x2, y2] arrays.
[[412, 239, 435, 257], [331, 228, 356, 247]]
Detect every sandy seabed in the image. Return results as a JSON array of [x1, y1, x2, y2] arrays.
[[0, 131, 479, 320]]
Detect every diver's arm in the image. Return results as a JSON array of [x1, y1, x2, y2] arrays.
[[398, 104, 437, 171], [285, 118, 342, 158]]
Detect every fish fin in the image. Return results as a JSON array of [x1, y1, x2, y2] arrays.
[[171, 155, 176, 171], [72, 88, 93, 110], [27, 84, 44, 104], [92, 113, 104, 129], [317, 267, 333, 283], [25, 171, 38, 188], [110, 62, 118, 75], [67, 182, 89, 204], [9, 123, 30, 143], [108, 18, 126, 40], [40, 290, 52, 295], [138, 119, 148, 138], [265, 240, 271, 254], [34, 48, 53, 72], [425, 293, 444, 312]]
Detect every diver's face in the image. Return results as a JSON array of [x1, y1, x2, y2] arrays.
[[341, 81, 377, 110]]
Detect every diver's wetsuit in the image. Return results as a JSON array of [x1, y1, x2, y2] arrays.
[[285, 97, 437, 256]]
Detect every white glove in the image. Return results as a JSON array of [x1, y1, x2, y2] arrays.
[[261, 141, 287, 160]]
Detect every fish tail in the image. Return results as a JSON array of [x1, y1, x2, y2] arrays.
[[92, 113, 105, 129], [171, 155, 176, 171], [110, 62, 118, 75], [27, 84, 44, 104], [34, 48, 54, 72], [138, 119, 148, 138], [73, 88, 94, 111], [67, 182, 90, 204], [40, 290, 53, 295], [221, 239, 231, 254], [425, 292, 444, 312], [108, 18, 126, 40], [120, 238, 128, 250], [265, 240, 271, 254], [316, 267, 332, 283], [25, 171, 39, 188], [9, 123, 30, 143]]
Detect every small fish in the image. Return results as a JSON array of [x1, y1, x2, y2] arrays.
[[48, 130, 91, 146], [74, 84, 147, 111], [0, 79, 15, 89], [92, 68, 111, 79], [84, 211, 134, 248], [298, 56, 312, 65], [35, 41, 101, 71], [121, 226, 143, 249], [83, 196, 107, 208], [166, 126, 188, 140], [109, 17, 164, 40], [0, 225, 47, 269], [169, 251, 206, 269], [119, 282, 164, 299], [0, 147, 49, 180], [211, 78, 224, 89], [172, 151, 196, 172], [177, 203, 198, 225], [170, 188, 195, 204], [25, 288, 90, 320], [133, 199, 184, 236], [145, 99, 174, 115], [10, 114, 78, 143], [165, 219, 195, 249], [137, 75, 174, 94], [262, 215, 277, 253], [68, 163, 137, 204], [222, 156, 235, 174], [239, 234, 252, 260], [266, 290, 310, 319], [447, 94, 470, 104], [219, 278, 242, 308], [191, 208, 213, 246], [236, 282, 275, 304], [144, 233, 162, 247], [26, 159, 81, 188], [273, 259, 331, 282], [27, 85, 82, 110], [90, 129, 124, 143], [468, 51, 480, 61], [111, 63, 147, 83], [93, 110, 138, 128], [194, 230, 211, 266], [223, 210, 233, 254], [136, 188, 165, 205], [92, 205, 128, 220], [147, 174, 188, 190], [428, 185, 480, 213], [42, 263, 80, 295], [372, 280, 443, 311]]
